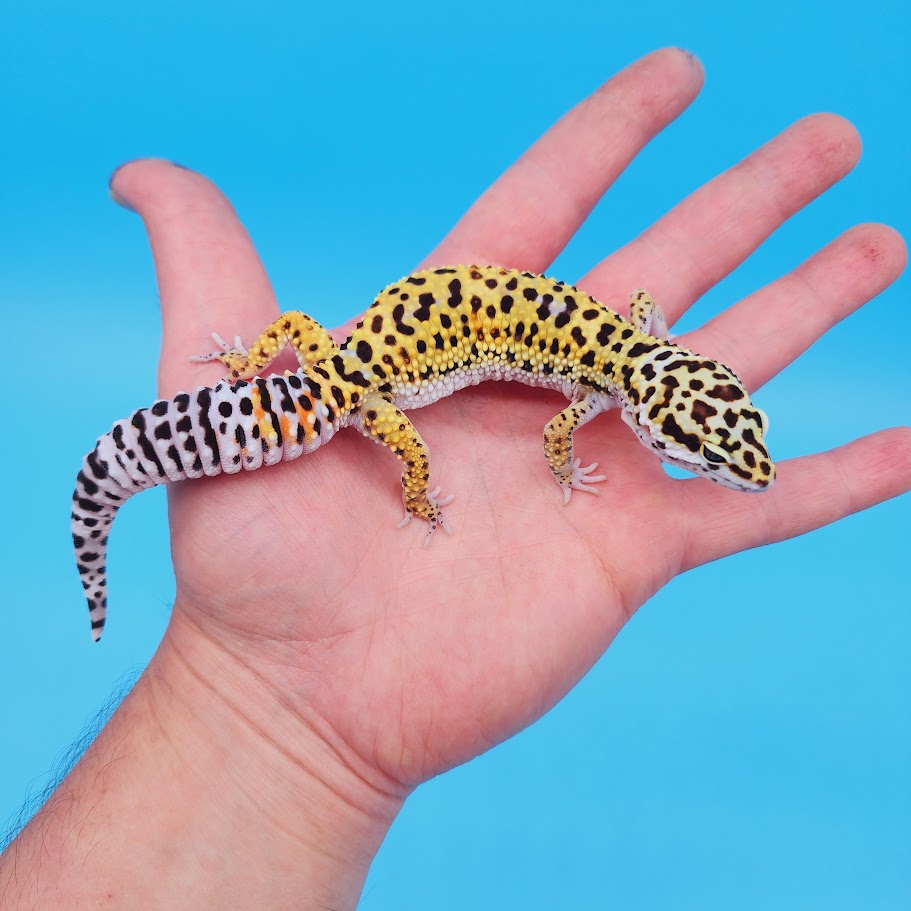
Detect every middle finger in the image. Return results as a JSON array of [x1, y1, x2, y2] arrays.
[[580, 114, 860, 320]]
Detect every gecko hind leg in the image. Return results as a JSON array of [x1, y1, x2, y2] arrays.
[[544, 389, 613, 504], [190, 311, 339, 381], [354, 393, 452, 540]]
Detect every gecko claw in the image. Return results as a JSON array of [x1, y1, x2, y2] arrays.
[[189, 332, 249, 364], [400, 487, 454, 542], [560, 459, 607, 504]]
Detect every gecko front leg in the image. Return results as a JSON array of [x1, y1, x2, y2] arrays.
[[543, 388, 612, 504], [628, 289, 672, 340]]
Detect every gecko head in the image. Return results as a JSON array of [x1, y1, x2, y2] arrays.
[[618, 344, 775, 491]]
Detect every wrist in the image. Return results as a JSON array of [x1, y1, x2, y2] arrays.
[[153, 608, 406, 904], [1, 605, 404, 910]]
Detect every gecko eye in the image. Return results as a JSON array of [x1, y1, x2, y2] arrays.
[[701, 441, 729, 464], [755, 409, 769, 434]]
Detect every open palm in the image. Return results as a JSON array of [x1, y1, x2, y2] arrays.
[[111, 49, 909, 790]]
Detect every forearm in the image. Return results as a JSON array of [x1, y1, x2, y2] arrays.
[[0, 609, 403, 910]]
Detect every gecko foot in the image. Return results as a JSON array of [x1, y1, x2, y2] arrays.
[[398, 486, 454, 543], [189, 332, 249, 363], [189, 332, 251, 380], [560, 459, 607, 505]]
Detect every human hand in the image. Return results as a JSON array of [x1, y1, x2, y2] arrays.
[[110, 49, 908, 798]]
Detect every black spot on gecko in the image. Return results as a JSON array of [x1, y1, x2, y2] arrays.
[[271, 376, 295, 412], [85, 450, 107, 480], [414, 293, 435, 320], [131, 410, 166, 477], [690, 400, 718, 428], [356, 340, 373, 362], [447, 279, 462, 307], [596, 323, 615, 345], [628, 342, 659, 358], [77, 471, 98, 496], [706, 384, 745, 402], [661, 413, 700, 452], [743, 428, 769, 457]]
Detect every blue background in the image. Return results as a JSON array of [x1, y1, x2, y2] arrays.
[[1, 0, 908, 907]]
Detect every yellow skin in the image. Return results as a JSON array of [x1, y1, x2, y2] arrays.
[[190, 265, 773, 532], [74, 264, 775, 642], [12, 50, 909, 911]]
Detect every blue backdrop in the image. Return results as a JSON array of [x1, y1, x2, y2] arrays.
[[1, 1, 908, 907]]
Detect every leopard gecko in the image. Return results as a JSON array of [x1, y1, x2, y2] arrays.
[[72, 265, 774, 640]]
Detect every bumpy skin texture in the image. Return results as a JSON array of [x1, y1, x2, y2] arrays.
[[72, 265, 774, 640]]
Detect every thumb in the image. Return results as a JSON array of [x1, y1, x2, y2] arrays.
[[109, 159, 279, 397]]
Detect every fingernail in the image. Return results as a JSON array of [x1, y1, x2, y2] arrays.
[[674, 47, 699, 65], [108, 159, 195, 212]]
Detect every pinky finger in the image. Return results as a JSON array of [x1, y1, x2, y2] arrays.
[[679, 427, 911, 570]]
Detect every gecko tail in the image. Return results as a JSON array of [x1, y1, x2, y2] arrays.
[[72, 373, 336, 641], [71, 445, 138, 641], [71, 395, 193, 642]]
